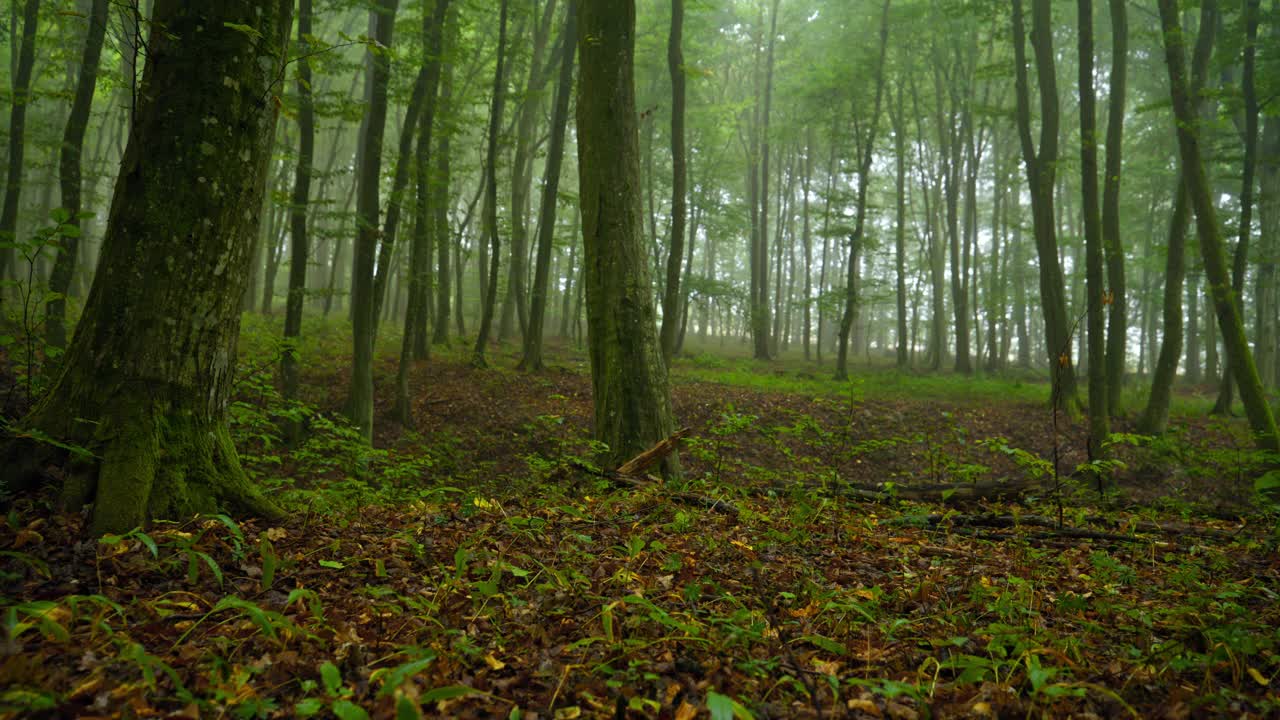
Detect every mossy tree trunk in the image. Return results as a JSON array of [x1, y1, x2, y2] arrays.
[[1101, 0, 1128, 417], [1078, 0, 1109, 464], [282, 0, 315, 445], [658, 0, 687, 365], [471, 0, 510, 369], [1158, 0, 1280, 452], [0, 0, 39, 283], [4, 0, 293, 537], [577, 0, 680, 476]]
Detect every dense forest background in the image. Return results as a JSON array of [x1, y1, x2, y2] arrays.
[[3, 1, 1280, 718]]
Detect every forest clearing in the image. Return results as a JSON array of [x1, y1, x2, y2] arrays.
[[3, 0, 1280, 717]]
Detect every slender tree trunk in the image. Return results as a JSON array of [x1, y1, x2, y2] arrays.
[[836, 0, 890, 381], [46, 0, 108, 347], [349, 0, 399, 441], [659, 0, 687, 363], [431, 6, 458, 348], [891, 78, 908, 369], [0, 0, 40, 284], [520, 0, 577, 371], [472, 0, 510, 368], [1011, 0, 1079, 411], [801, 130, 815, 361], [1101, 0, 1128, 416], [282, 0, 315, 444], [1212, 0, 1261, 415], [1078, 0, 1110, 469], [1157, 0, 1279, 451]]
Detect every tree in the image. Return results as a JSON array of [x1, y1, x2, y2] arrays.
[[659, 0, 688, 364], [1078, 0, 1108, 464], [520, 0, 577, 372], [835, 0, 890, 382], [576, 0, 680, 475], [1011, 0, 1079, 412], [471, 0, 510, 369], [2, 0, 293, 536], [1157, 0, 1279, 452], [1140, 0, 1216, 434], [349, 0, 399, 441], [1101, 0, 1128, 416], [282, 0, 317, 443], [46, 0, 109, 348], [0, 0, 40, 284]]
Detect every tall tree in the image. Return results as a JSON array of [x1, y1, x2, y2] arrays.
[[46, 0, 109, 348], [2, 0, 292, 536], [282, 0, 316, 443], [431, 5, 458, 348], [0, 0, 40, 283], [1157, 0, 1279, 451], [576, 0, 680, 475], [1211, 0, 1261, 415], [659, 0, 687, 363], [1101, 0, 1128, 415], [835, 0, 891, 382], [472, 0, 510, 368], [520, 0, 577, 372], [1011, 0, 1079, 411], [349, 0, 399, 441], [1078, 0, 1109, 464], [1146, 0, 1213, 430]]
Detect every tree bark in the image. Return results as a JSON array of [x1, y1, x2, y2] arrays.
[[282, 0, 315, 444], [1157, 0, 1279, 451], [576, 0, 680, 476], [431, 7, 458, 348], [658, 0, 687, 364], [1011, 0, 1079, 412], [520, 0, 577, 372], [835, 0, 890, 381], [1101, 0, 1128, 416], [471, 0, 510, 368], [0, 0, 40, 284], [46, 0, 108, 348], [350, 0, 399, 441], [1078, 0, 1110, 468], [4, 0, 292, 536]]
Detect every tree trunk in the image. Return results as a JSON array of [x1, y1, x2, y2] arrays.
[[835, 0, 890, 381], [576, 0, 680, 476], [658, 0, 687, 364], [1101, 0, 1128, 416], [1211, 0, 1260, 416], [431, 8, 458, 348], [1011, 0, 1079, 411], [46, 0, 108, 348], [1138, 179, 1190, 434], [3, 0, 292, 536], [1157, 0, 1279, 451], [0, 0, 40, 284], [1078, 0, 1109, 468], [520, 0, 576, 372], [350, 0, 399, 441], [282, 0, 315, 444], [472, 0, 510, 368]]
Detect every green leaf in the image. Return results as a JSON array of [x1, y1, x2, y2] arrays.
[[260, 537, 277, 591], [49, 208, 71, 224], [707, 692, 753, 720], [319, 559, 345, 569], [421, 685, 476, 704], [798, 634, 847, 656], [375, 655, 436, 697], [396, 696, 422, 720], [134, 531, 159, 559], [320, 661, 343, 696], [331, 699, 370, 720], [223, 22, 264, 40], [295, 698, 325, 717]]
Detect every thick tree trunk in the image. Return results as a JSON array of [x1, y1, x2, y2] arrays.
[[4, 0, 292, 536], [576, 0, 680, 476], [431, 8, 458, 348], [521, 0, 577, 372], [1157, 0, 1279, 451], [472, 0, 510, 368], [46, 0, 108, 348]]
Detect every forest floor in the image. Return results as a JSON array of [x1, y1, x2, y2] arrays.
[[3, 327, 1279, 719]]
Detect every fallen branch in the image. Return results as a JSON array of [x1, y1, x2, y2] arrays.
[[568, 429, 738, 515]]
